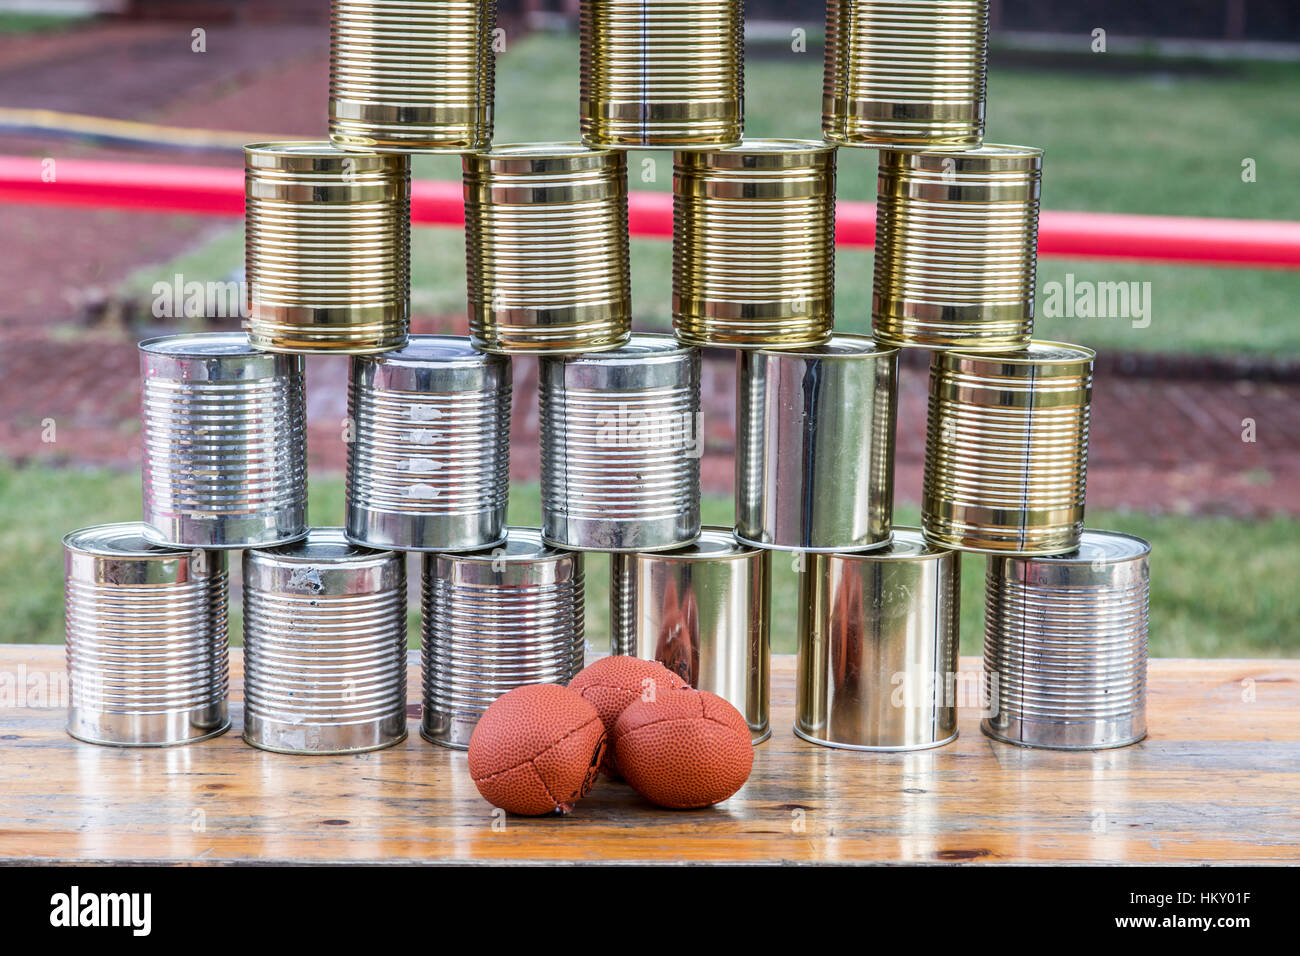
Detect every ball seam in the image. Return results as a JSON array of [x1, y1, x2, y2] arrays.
[[471, 714, 605, 785], [614, 712, 740, 745]]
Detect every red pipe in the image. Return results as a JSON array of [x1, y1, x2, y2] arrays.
[[3, 155, 1299, 269]]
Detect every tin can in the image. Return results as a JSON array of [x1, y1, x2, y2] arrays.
[[796, 529, 960, 751], [736, 336, 898, 553], [673, 140, 836, 349], [464, 143, 631, 354], [421, 528, 585, 749], [330, 0, 494, 152], [540, 334, 701, 552], [872, 145, 1041, 351], [139, 333, 307, 549], [609, 528, 771, 743], [64, 524, 229, 747], [346, 335, 511, 552], [580, 0, 743, 149], [242, 529, 407, 755], [823, 0, 988, 148], [923, 341, 1094, 555], [244, 142, 409, 354], [983, 530, 1150, 750]]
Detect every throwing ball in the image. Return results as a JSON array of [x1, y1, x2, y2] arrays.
[[569, 655, 689, 776], [467, 683, 607, 816], [614, 689, 754, 809]]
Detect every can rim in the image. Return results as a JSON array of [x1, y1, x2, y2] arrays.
[[63, 522, 189, 559], [752, 333, 897, 361], [556, 332, 696, 365], [629, 526, 760, 562], [138, 331, 260, 358], [359, 333, 502, 369], [248, 527, 398, 565], [683, 137, 835, 157], [825, 527, 957, 562], [995, 529, 1151, 566], [884, 142, 1044, 161], [943, 339, 1096, 366], [440, 527, 574, 565], [466, 141, 619, 162]]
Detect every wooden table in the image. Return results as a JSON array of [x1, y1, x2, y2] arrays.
[[1, 645, 1296, 865]]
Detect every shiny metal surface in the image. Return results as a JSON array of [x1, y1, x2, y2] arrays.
[[245, 142, 410, 354], [872, 145, 1041, 351], [464, 143, 631, 354], [540, 334, 701, 552], [139, 333, 308, 549], [735, 336, 898, 552], [346, 335, 511, 552], [242, 529, 407, 755], [608, 528, 771, 743], [580, 0, 743, 148], [421, 528, 585, 749], [673, 140, 836, 349], [64, 523, 229, 747], [330, 0, 495, 152], [923, 341, 1093, 555], [796, 529, 960, 751], [823, 0, 988, 148], [983, 530, 1150, 750]]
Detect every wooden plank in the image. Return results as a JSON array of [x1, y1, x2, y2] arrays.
[[0, 645, 1297, 864]]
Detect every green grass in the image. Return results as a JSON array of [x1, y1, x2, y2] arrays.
[[6, 462, 1297, 658], [0, 14, 88, 34]]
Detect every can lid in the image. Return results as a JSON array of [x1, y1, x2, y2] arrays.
[[1017, 530, 1151, 565], [244, 140, 407, 173], [562, 333, 694, 365], [252, 527, 396, 565], [368, 334, 501, 369], [138, 331, 259, 358], [680, 138, 835, 165], [63, 522, 187, 559], [450, 527, 570, 565], [848, 527, 956, 562], [946, 339, 1096, 366], [464, 141, 621, 172], [644, 526, 757, 561], [883, 143, 1043, 171], [756, 333, 896, 360]]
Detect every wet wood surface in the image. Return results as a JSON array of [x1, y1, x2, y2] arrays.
[[1, 645, 1296, 864]]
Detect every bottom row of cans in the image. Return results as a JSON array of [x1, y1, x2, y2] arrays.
[[62, 522, 1151, 755]]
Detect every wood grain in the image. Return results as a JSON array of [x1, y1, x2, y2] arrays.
[[0, 645, 1297, 864]]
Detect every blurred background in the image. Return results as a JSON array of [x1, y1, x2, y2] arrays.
[[0, 0, 1296, 656]]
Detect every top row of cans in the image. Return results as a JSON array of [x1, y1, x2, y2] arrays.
[[329, 0, 989, 153]]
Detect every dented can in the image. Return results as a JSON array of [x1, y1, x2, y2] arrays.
[[346, 335, 511, 552], [872, 145, 1041, 351], [463, 143, 631, 354], [796, 529, 960, 751], [139, 332, 307, 549], [421, 528, 585, 749], [983, 530, 1150, 750], [242, 529, 408, 755], [673, 140, 836, 349], [823, 0, 989, 148], [609, 528, 771, 743], [580, 0, 744, 149], [923, 341, 1094, 555], [64, 524, 229, 747], [330, 0, 495, 152]]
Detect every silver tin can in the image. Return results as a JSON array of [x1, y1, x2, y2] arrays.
[[609, 527, 771, 743], [736, 335, 898, 553], [64, 523, 229, 747], [346, 335, 511, 552], [539, 334, 701, 552], [139, 333, 307, 549], [242, 529, 407, 755], [796, 529, 960, 751], [983, 530, 1150, 750], [421, 528, 585, 749]]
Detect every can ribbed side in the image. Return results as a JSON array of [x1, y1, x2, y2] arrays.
[[872, 146, 1040, 351], [421, 558, 585, 749], [983, 560, 1149, 750], [673, 143, 835, 348], [580, 0, 744, 148], [823, 0, 988, 147], [330, 0, 495, 151], [141, 370, 308, 548], [65, 571, 229, 747]]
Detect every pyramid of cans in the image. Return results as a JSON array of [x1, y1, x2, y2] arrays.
[[63, 0, 1148, 756]]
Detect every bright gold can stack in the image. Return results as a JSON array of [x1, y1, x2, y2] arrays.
[[923, 342, 1094, 555], [580, 0, 744, 148], [463, 143, 631, 354], [673, 140, 836, 349], [245, 142, 410, 354], [823, 0, 988, 148], [330, 0, 495, 152], [872, 145, 1041, 351]]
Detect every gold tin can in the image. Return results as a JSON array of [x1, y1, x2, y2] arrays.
[[823, 0, 988, 148], [330, 0, 495, 153], [922, 341, 1094, 555], [673, 140, 836, 349], [580, 0, 744, 149], [245, 142, 410, 354], [872, 145, 1042, 351], [464, 143, 631, 354]]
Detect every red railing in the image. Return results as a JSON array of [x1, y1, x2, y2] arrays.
[[3, 155, 1299, 269]]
